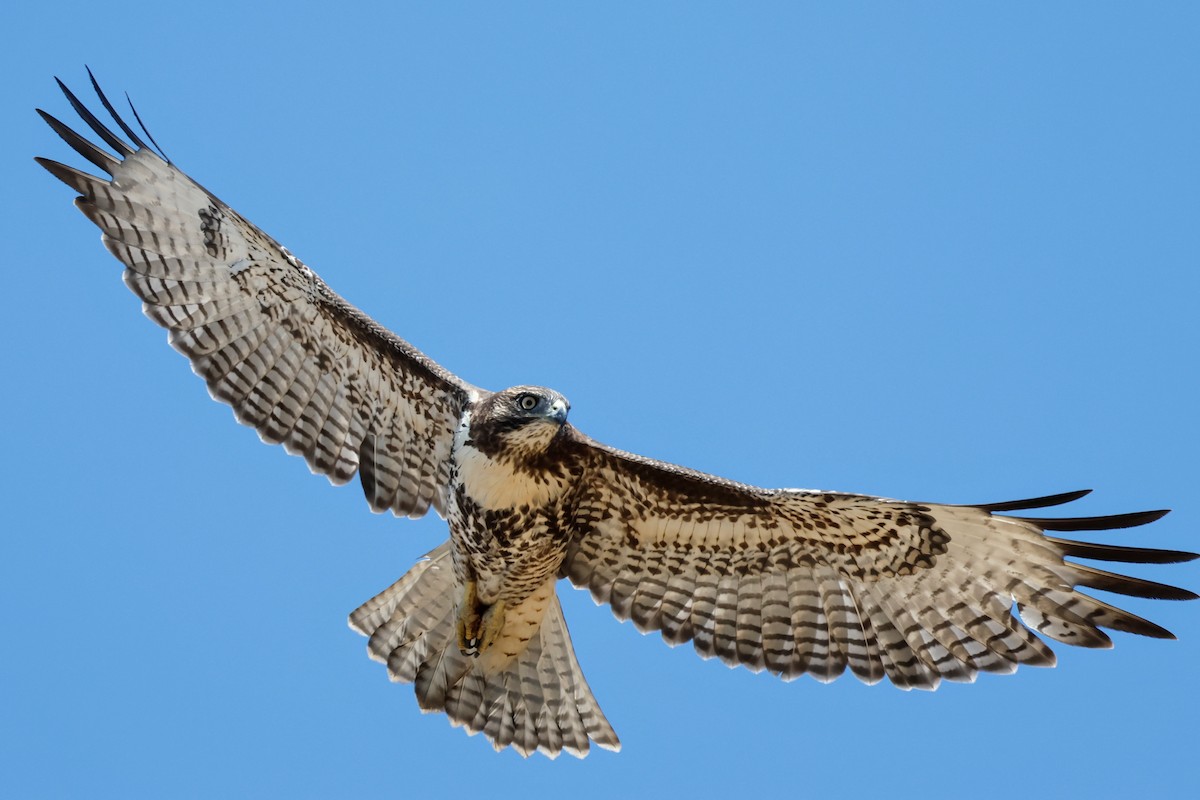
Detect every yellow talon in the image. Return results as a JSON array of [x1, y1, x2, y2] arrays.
[[456, 580, 483, 656], [456, 580, 507, 658], [480, 599, 507, 654]]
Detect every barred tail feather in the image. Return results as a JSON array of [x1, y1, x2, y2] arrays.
[[348, 541, 620, 758]]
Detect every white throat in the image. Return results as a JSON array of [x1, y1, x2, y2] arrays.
[[452, 411, 567, 510]]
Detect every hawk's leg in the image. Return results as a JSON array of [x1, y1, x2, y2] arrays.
[[456, 579, 507, 657]]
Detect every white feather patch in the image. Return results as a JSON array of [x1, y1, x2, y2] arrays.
[[454, 442, 565, 509], [452, 410, 568, 510]]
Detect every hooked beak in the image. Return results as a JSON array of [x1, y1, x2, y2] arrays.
[[549, 398, 569, 424]]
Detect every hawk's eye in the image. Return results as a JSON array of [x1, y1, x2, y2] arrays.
[[518, 394, 539, 411]]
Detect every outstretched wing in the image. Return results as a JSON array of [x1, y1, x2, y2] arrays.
[[37, 72, 479, 518], [560, 430, 1195, 689]]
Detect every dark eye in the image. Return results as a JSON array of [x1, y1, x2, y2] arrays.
[[518, 394, 539, 411]]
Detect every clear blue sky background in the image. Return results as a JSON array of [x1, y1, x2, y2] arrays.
[[3, 3, 1197, 797]]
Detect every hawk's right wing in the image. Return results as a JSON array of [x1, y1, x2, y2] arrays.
[[38, 72, 479, 518]]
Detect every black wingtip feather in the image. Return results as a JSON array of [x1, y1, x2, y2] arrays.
[[34, 156, 101, 194], [1071, 563, 1199, 601], [54, 75, 133, 158], [37, 109, 119, 174], [86, 66, 151, 153], [1121, 618, 1177, 640], [1020, 508, 1170, 532], [1049, 536, 1198, 565], [976, 489, 1093, 513], [125, 91, 169, 162]]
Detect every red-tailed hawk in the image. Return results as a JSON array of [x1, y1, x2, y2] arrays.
[[38, 72, 1196, 758]]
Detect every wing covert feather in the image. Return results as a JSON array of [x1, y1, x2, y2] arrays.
[[39, 76, 479, 518]]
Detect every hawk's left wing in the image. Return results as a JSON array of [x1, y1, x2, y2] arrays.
[[560, 429, 1195, 689], [37, 73, 479, 519]]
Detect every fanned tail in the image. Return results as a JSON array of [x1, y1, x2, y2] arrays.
[[348, 541, 620, 758]]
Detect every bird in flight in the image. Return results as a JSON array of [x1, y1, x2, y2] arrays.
[[38, 71, 1196, 758]]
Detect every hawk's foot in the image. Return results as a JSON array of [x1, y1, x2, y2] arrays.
[[456, 580, 483, 656], [456, 582, 507, 657], [479, 598, 507, 654]]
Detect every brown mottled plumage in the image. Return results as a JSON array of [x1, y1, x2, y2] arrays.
[[39, 72, 1196, 759]]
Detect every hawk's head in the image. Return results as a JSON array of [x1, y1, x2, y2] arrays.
[[467, 385, 571, 460]]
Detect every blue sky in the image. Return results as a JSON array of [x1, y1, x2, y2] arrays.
[[4, 2, 1198, 797]]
